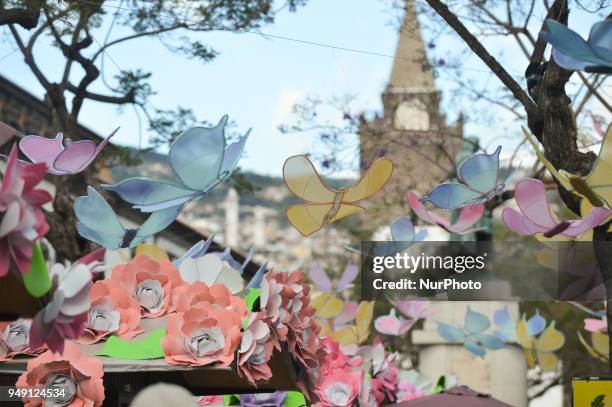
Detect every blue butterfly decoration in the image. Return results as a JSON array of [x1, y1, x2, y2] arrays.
[[345, 217, 427, 257], [437, 307, 505, 358], [102, 115, 249, 213], [174, 237, 269, 289], [493, 305, 545, 342], [541, 20, 612, 74], [75, 187, 181, 249], [421, 146, 507, 209]]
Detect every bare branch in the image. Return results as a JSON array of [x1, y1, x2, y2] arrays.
[[0, 1, 41, 29]]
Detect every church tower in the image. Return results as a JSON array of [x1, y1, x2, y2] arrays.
[[359, 0, 463, 217]]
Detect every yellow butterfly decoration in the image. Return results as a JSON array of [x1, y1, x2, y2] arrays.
[[135, 244, 170, 261], [311, 292, 345, 319], [283, 155, 393, 237], [578, 331, 609, 363], [330, 301, 374, 345], [516, 319, 565, 371], [522, 126, 612, 209]]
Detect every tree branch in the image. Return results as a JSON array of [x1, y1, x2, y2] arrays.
[[8, 24, 51, 90], [65, 85, 135, 104], [423, 0, 538, 117], [0, 1, 41, 29]]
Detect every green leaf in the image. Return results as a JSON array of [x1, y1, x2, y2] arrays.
[[284, 391, 306, 407], [96, 329, 166, 359], [246, 288, 261, 311], [224, 394, 240, 405], [434, 375, 446, 393], [22, 242, 51, 297]]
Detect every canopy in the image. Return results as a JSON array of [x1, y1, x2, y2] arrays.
[[393, 386, 512, 407]]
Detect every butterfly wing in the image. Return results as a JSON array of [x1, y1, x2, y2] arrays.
[[169, 116, 227, 191], [342, 157, 393, 203], [173, 234, 216, 267], [581, 123, 612, 208], [308, 265, 333, 292], [286, 204, 331, 236], [283, 155, 336, 203], [407, 191, 450, 228], [422, 183, 485, 209], [459, 146, 502, 193], [130, 205, 183, 247], [19, 133, 66, 174], [375, 310, 408, 336], [311, 292, 344, 319], [54, 128, 118, 174], [449, 204, 485, 234], [246, 262, 268, 290], [526, 310, 546, 337], [542, 20, 610, 70], [336, 264, 358, 291], [74, 187, 126, 249], [219, 131, 249, 177], [101, 178, 194, 211], [464, 307, 490, 336], [437, 321, 465, 343], [355, 301, 374, 343], [516, 319, 536, 368], [493, 306, 516, 341], [516, 179, 559, 228]]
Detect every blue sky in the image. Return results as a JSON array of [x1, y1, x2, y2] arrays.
[[0, 0, 607, 176]]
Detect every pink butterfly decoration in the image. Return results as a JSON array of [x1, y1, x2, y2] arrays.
[[308, 264, 358, 292], [502, 178, 612, 238], [18, 128, 118, 175], [584, 315, 607, 333], [406, 191, 485, 234], [374, 300, 433, 337]]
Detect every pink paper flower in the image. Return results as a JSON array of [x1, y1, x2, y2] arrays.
[[111, 255, 183, 318], [320, 337, 362, 375], [0, 145, 52, 277], [237, 312, 274, 384], [197, 395, 224, 405], [15, 342, 105, 406], [315, 369, 361, 407], [359, 337, 400, 404], [396, 380, 425, 402], [161, 302, 242, 367], [171, 282, 248, 317], [0, 319, 46, 362], [78, 279, 143, 344], [30, 263, 92, 354]]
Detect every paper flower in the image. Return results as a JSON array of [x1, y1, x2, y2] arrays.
[[78, 279, 143, 344], [359, 338, 399, 404], [319, 337, 362, 375], [240, 392, 288, 406], [396, 380, 426, 402], [15, 342, 105, 406], [171, 282, 247, 317], [0, 319, 46, 361], [197, 395, 225, 405], [30, 263, 93, 354], [503, 178, 612, 238], [541, 20, 612, 74], [161, 302, 242, 367], [110, 255, 183, 318], [0, 145, 52, 277], [315, 369, 361, 407], [237, 312, 274, 384]]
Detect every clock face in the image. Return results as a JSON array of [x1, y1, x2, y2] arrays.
[[394, 99, 429, 130]]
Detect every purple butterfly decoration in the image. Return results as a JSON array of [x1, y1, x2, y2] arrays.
[[18, 128, 118, 175], [308, 264, 358, 293]]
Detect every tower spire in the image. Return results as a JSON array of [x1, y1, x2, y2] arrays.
[[387, 0, 435, 92]]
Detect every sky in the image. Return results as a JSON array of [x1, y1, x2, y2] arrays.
[[0, 0, 607, 178]]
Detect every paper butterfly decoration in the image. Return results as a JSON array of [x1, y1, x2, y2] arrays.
[[310, 264, 358, 319], [540, 20, 612, 74], [318, 301, 359, 337], [102, 115, 249, 212], [421, 146, 507, 209], [523, 126, 612, 209], [18, 128, 118, 175], [436, 307, 505, 358], [283, 154, 393, 236], [374, 301, 432, 337], [516, 319, 565, 371], [406, 191, 484, 234], [503, 178, 612, 238], [493, 306, 545, 342], [75, 187, 181, 250], [330, 301, 375, 345], [345, 217, 427, 258], [177, 253, 244, 294]]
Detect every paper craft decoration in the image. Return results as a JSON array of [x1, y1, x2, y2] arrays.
[[75, 187, 181, 249], [421, 146, 507, 209], [578, 331, 609, 363], [516, 319, 565, 371], [493, 306, 545, 342], [283, 154, 393, 236], [503, 178, 612, 238], [21, 242, 51, 298], [310, 264, 358, 319], [18, 128, 118, 175], [173, 234, 216, 267], [102, 115, 249, 212], [330, 301, 374, 345], [375, 301, 433, 337], [97, 328, 166, 359], [436, 307, 505, 358], [0, 120, 16, 147], [522, 126, 612, 209], [540, 20, 612, 74], [134, 244, 170, 261], [176, 252, 244, 294], [407, 191, 484, 234], [346, 217, 427, 258]]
